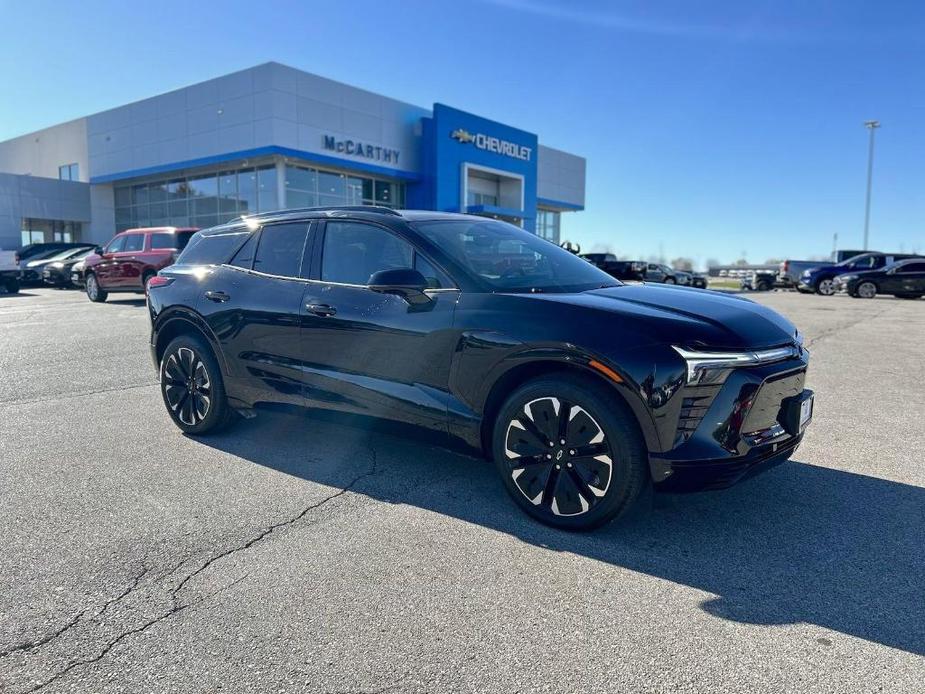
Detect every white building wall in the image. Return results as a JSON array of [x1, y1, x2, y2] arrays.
[[87, 62, 430, 181], [0, 119, 89, 181], [537, 145, 586, 208]]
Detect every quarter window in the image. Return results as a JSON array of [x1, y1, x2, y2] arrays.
[[321, 222, 412, 286], [252, 223, 309, 278]]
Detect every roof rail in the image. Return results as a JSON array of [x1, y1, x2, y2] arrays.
[[239, 205, 402, 221]]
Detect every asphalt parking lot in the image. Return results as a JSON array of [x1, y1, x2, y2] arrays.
[[1, 287, 923, 693]]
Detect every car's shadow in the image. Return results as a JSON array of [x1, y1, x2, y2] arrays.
[[194, 409, 924, 656]]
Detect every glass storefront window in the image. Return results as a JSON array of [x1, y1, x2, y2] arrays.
[[114, 160, 404, 232], [536, 209, 561, 243], [257, 166, 278, 212]]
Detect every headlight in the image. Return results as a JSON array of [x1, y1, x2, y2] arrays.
[[50, 262, 65, 268], [672, 345, 800, 384], [801, 270, 812, 277]]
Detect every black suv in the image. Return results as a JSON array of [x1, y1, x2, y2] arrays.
[[148, 207, 813, 530]]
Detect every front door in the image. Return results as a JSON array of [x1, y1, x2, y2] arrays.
[[93, 235, 126, 288], [882, 261, 925, 295], [299, 220, 459, 436], [199, 222, 313, 407]]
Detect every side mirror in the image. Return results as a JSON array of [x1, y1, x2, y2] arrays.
[[368, 268, 430, 304], [94, 246, 105, 256]]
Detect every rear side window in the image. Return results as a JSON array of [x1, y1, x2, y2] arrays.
[[899, 262, 925, 273], [122, 234, 144, 252], [253, 223, 309, 278], [176, 231, 248, 265], [150, 231, 196, 250]]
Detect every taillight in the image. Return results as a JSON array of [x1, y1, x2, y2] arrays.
[[147, 275, 175, 289]]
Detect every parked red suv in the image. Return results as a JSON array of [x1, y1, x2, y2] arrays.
[[83, 227, 197, 302]]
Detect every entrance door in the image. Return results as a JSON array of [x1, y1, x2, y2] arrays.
[[299, 220, 459, 436]]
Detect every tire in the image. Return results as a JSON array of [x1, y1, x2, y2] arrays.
[[856, 281, 877, 299], [757, 281, 771, 292], [664, 277, 676, 284], [815, 277, 836, 296], [492, 375, 648, 531], [4, 279, 19, 294], [85, 273, 108, 302], [160, 334, 236, 435]]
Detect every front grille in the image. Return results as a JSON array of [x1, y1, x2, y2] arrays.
[[742, 370, 805, 433]]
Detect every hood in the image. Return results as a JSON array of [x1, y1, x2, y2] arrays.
[[524, 283, 797, 350]]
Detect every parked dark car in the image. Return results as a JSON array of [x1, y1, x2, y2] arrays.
[[21, 246, 94, 284], [797, 252, 921, 295], [83, 227, 197, 302], [17, 242, 92, 265], [833, 258, 925, 299], [742, 270, 776, 292], [147, 207, 814, 531], [644, 263, 677, 284], [581, 254, 647, 281], [42, 248, 94, 288], [690, 272, 708, 289]]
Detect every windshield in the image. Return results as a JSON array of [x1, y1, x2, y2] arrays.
[[837, 253, 871, 267], [413, 218, 619, 293]]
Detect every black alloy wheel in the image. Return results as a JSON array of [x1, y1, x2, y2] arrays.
[[160, 335, 235, 434], [493, 375, 648, 530]]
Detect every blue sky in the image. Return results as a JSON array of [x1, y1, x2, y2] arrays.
[[1, 0, 922, 266]]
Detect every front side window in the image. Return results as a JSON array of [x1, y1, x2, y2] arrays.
[[322, 222, 413, 286], [105, 236, 126, 254], [253, 223, 309, 277], [413, 219, 618, 293], [122, 234, 144, 252]]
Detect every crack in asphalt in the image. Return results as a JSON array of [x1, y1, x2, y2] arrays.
[[0, 610, 87, 661], [804, 305, 891, 349], [17, 451, 379, 694], [0, 382, 158, 408]]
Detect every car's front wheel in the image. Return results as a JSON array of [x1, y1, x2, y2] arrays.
[[85, 273, 108, 302], [160, 335, 236, 434], [815, 277, 836, 296], [664, 277, 676, 284], [856, 281, 877, 299], [492, 375, 648, 531]]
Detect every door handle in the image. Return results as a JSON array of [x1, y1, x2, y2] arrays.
[[305, 303, 337, 316], [204, 290, 231, 302]]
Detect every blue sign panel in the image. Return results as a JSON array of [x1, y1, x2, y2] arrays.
[[408, 104, 539, 232]]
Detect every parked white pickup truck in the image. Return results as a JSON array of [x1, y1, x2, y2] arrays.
[[0, 250, 21, 293]]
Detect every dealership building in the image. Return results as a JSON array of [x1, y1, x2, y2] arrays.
[[0, 62, 585, 252]]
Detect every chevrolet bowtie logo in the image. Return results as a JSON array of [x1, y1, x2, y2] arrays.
[[451, 128, 476, 144]]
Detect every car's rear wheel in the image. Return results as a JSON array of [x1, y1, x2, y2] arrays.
[[85, 273, 108, 302], [815, 277, 836, 296], [492, 375, 648, 531], [160, 335, 235, 435], [4, 279, 19, 294], [857, 281, 877, 299]]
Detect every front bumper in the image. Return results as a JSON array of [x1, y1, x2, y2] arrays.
[[648, 351, 812, 492]]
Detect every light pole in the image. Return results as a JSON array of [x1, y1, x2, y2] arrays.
[[862, 120, 880, 250]]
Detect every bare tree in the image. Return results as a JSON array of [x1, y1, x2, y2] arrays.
[[671, 257, 694, 271]]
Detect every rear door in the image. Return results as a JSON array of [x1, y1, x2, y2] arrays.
[[299, 219, 459, 435], [199, 222, 313, 407], [646, 263, 666, 282]]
